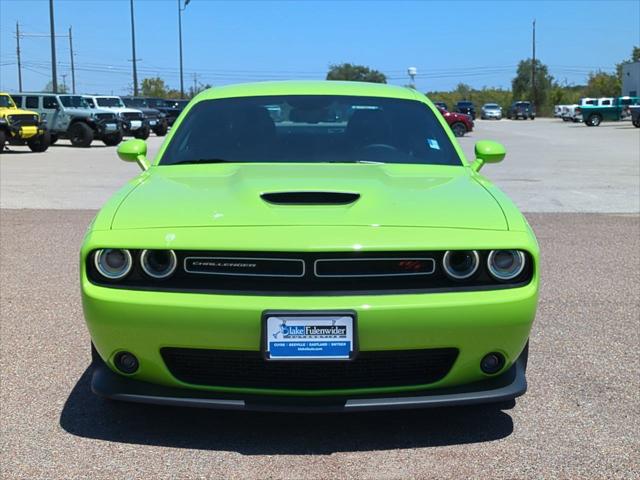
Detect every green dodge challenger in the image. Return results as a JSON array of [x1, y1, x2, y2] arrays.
[[81, 81, 539, 411]]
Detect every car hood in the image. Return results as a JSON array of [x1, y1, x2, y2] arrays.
[[111, 164, 507, 231]]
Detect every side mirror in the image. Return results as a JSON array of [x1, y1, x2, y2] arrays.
[[471, 140, 506, 172], [117, 139, 149, 171]]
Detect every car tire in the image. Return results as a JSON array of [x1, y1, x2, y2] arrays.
[[68, 122, 94, 147], [153, 122, 168, 136], [633, 118, 640, 128], [587, 114, 602, 127], [27, 130, 51, 152], [102, 131, 123, 146], [451, 122, 467, 137], [134, 125, 150, 140], [0, 130, 6, 153], [50, 134, 58, 145]]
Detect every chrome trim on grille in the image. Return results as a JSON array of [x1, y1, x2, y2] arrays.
[[183, 257, 306, 278]]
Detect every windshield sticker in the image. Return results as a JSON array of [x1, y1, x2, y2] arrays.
[[427, 138, 440, 150]]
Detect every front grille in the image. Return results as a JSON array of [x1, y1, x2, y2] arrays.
[[8, 114, 37, 126], [161, 347, 458, 390], [95, 113, 116, 121], [122, 112, 143, 121], [86, 250, 535, 295]]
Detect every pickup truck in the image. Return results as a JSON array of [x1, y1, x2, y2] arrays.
[[579, 96, 639, 126]]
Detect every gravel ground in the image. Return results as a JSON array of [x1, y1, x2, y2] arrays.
[[1, 210, 638, 479]]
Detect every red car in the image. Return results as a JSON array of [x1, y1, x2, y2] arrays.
[[436, 106, 474, 137]]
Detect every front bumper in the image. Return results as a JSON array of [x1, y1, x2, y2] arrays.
[[91, 343, 528, 412]]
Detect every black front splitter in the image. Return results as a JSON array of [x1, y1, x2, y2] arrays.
[[91, 349, 527, 413]]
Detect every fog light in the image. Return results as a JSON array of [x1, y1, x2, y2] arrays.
[[114, 351, 139, 374], [480, 352, 505, 374]]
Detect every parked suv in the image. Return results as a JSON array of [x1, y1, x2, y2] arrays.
[[11, 93, 121, 147], [121, 97, 168, 136], [0, 92, 50, 152], [122, 97, 180, 126], [507, 101, 535, 120], [455, 100, 476, 120], [83, 95, 148, 140]]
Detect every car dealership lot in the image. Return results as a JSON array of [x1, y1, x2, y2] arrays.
[[1, 118, 639, 478]]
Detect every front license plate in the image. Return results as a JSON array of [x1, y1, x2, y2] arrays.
[[130, 120, 142, 129], [264, 313, 355, 361], [149, 120, 157, 126], [105, 123, 117, 131]]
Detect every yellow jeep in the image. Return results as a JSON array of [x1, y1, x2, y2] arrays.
[[0, 93, 50, 152]]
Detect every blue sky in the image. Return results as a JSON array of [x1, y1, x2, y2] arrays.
[[0, 0, 638, 94]]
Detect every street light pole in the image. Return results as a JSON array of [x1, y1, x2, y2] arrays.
[[130, 0, 139, 96], [69, 26, 76, 93], [178, 0, 190, 98], [49, 0, 58, 93]]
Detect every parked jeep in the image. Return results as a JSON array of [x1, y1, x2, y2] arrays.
[[11, 93, 122, 147], [122, 97, 180, 126], [120, 97, 168, 136], [579, 96, 639, 126], [83, 95, 148, 140], [0, 92, 50, 152], [507, 101, 535, 120]]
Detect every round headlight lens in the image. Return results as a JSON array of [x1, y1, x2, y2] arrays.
[[94, 249, 132, 280], [442, 250, 480, 280], [140, 249, 177, 279], [487, 250, 526, 281]]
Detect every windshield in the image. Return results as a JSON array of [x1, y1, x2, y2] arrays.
[[484, 104, 499, 109], [123, 98, 147, 108], [0, 95, 15, 108], [146, 98, 169, 108], [59, 95, 90, 108], [97, 97, 125, 108], [458, 102, 473, 107], [161, 95, 461, 166]]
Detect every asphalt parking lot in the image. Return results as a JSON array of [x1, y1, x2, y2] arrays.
[[1, 118, 639, 479]]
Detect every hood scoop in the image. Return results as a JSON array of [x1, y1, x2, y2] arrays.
[[261, 191, 360, 205]]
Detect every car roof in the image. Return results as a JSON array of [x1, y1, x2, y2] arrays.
[[192, 81, 418, 101]]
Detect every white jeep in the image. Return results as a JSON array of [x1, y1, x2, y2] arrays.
[[83, 96, 150, 139]]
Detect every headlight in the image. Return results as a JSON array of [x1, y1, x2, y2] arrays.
[[94, 249, 132, 280], [487, 250, 526, 281], [442, 250, 479, 280], [140, 249, 177, 279]]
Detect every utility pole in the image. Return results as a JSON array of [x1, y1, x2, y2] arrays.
[[16, 22, 23, 91], [192, 72, 198, 97], [130, 0, 139, 96], [49, 0, 58, 93], [178, 0, 190, 98], [532, 19, 536, 109], [68, 26, 76, 93], [62, 73, 67, 92]]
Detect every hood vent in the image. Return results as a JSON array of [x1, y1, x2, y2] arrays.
[[261, 191, 360, 205]]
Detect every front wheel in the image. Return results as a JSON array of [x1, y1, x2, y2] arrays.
[[153, 121, 168, 136], [451, 122, 467, 137], [27, 131, 51, 152], [134, 125, 150, 140], [0, 130, 6, 153], [633, 118, 640, 128], [587, 114, 602, 127], [102, 131, 123, 146], [68, 122, 94, 147], [50, 134, 58, 145]]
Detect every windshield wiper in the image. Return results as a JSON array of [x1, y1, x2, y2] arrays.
[[170, 158, 232, 165]]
